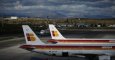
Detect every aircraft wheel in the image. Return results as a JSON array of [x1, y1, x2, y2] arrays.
[[85, 55, 99, 60]]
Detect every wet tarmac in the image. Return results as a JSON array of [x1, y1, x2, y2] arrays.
[[0, 45, 87, 60], [0, 33, 115, 60]]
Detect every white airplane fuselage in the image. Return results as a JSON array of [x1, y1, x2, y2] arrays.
[[48, 24, 115, 45], [48, 38, 115, 44], [20, 44, 115, 56]]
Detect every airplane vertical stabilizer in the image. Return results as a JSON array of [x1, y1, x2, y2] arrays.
[[49, 24, 65, 39], [22, 25, 45, 45]]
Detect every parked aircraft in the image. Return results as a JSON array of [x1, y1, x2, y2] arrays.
[[48, 24, 115, 44], [20, 25, 115, 60]]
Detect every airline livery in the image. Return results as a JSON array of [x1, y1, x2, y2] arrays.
[[20, 25, 115, 60], [48, 24, 115, 44]]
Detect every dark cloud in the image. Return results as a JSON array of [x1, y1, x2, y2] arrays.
[[0, 0, 114, 18]]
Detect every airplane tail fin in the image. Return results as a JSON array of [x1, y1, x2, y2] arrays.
[[49, 24, 65, 39], [22, 25, 45, 45]]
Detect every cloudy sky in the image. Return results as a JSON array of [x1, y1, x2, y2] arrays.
[[0, 0, 115, 18]]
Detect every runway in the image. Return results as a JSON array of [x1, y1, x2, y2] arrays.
[[0, 33, 115, 60]]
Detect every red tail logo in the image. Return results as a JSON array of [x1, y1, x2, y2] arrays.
[[52, 31, 58, 37], [26, 33, 36, 41]]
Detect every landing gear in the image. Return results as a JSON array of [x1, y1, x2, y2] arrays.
[[52, 54, 56, 56], [85, 55, 99, 60], [62, 52, 68, 57]]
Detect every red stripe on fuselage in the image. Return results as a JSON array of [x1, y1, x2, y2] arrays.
[[48, 39, 115, 43], [20, 45, 115, 50]]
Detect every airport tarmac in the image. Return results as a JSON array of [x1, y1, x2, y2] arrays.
[[0, 33, 115, 60], [0, 36, 86, 60], [0, 45, 87, 60]]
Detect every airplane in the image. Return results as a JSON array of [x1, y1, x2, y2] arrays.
[[48, 24, 115, 44], [20, 25, 115, 60]]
